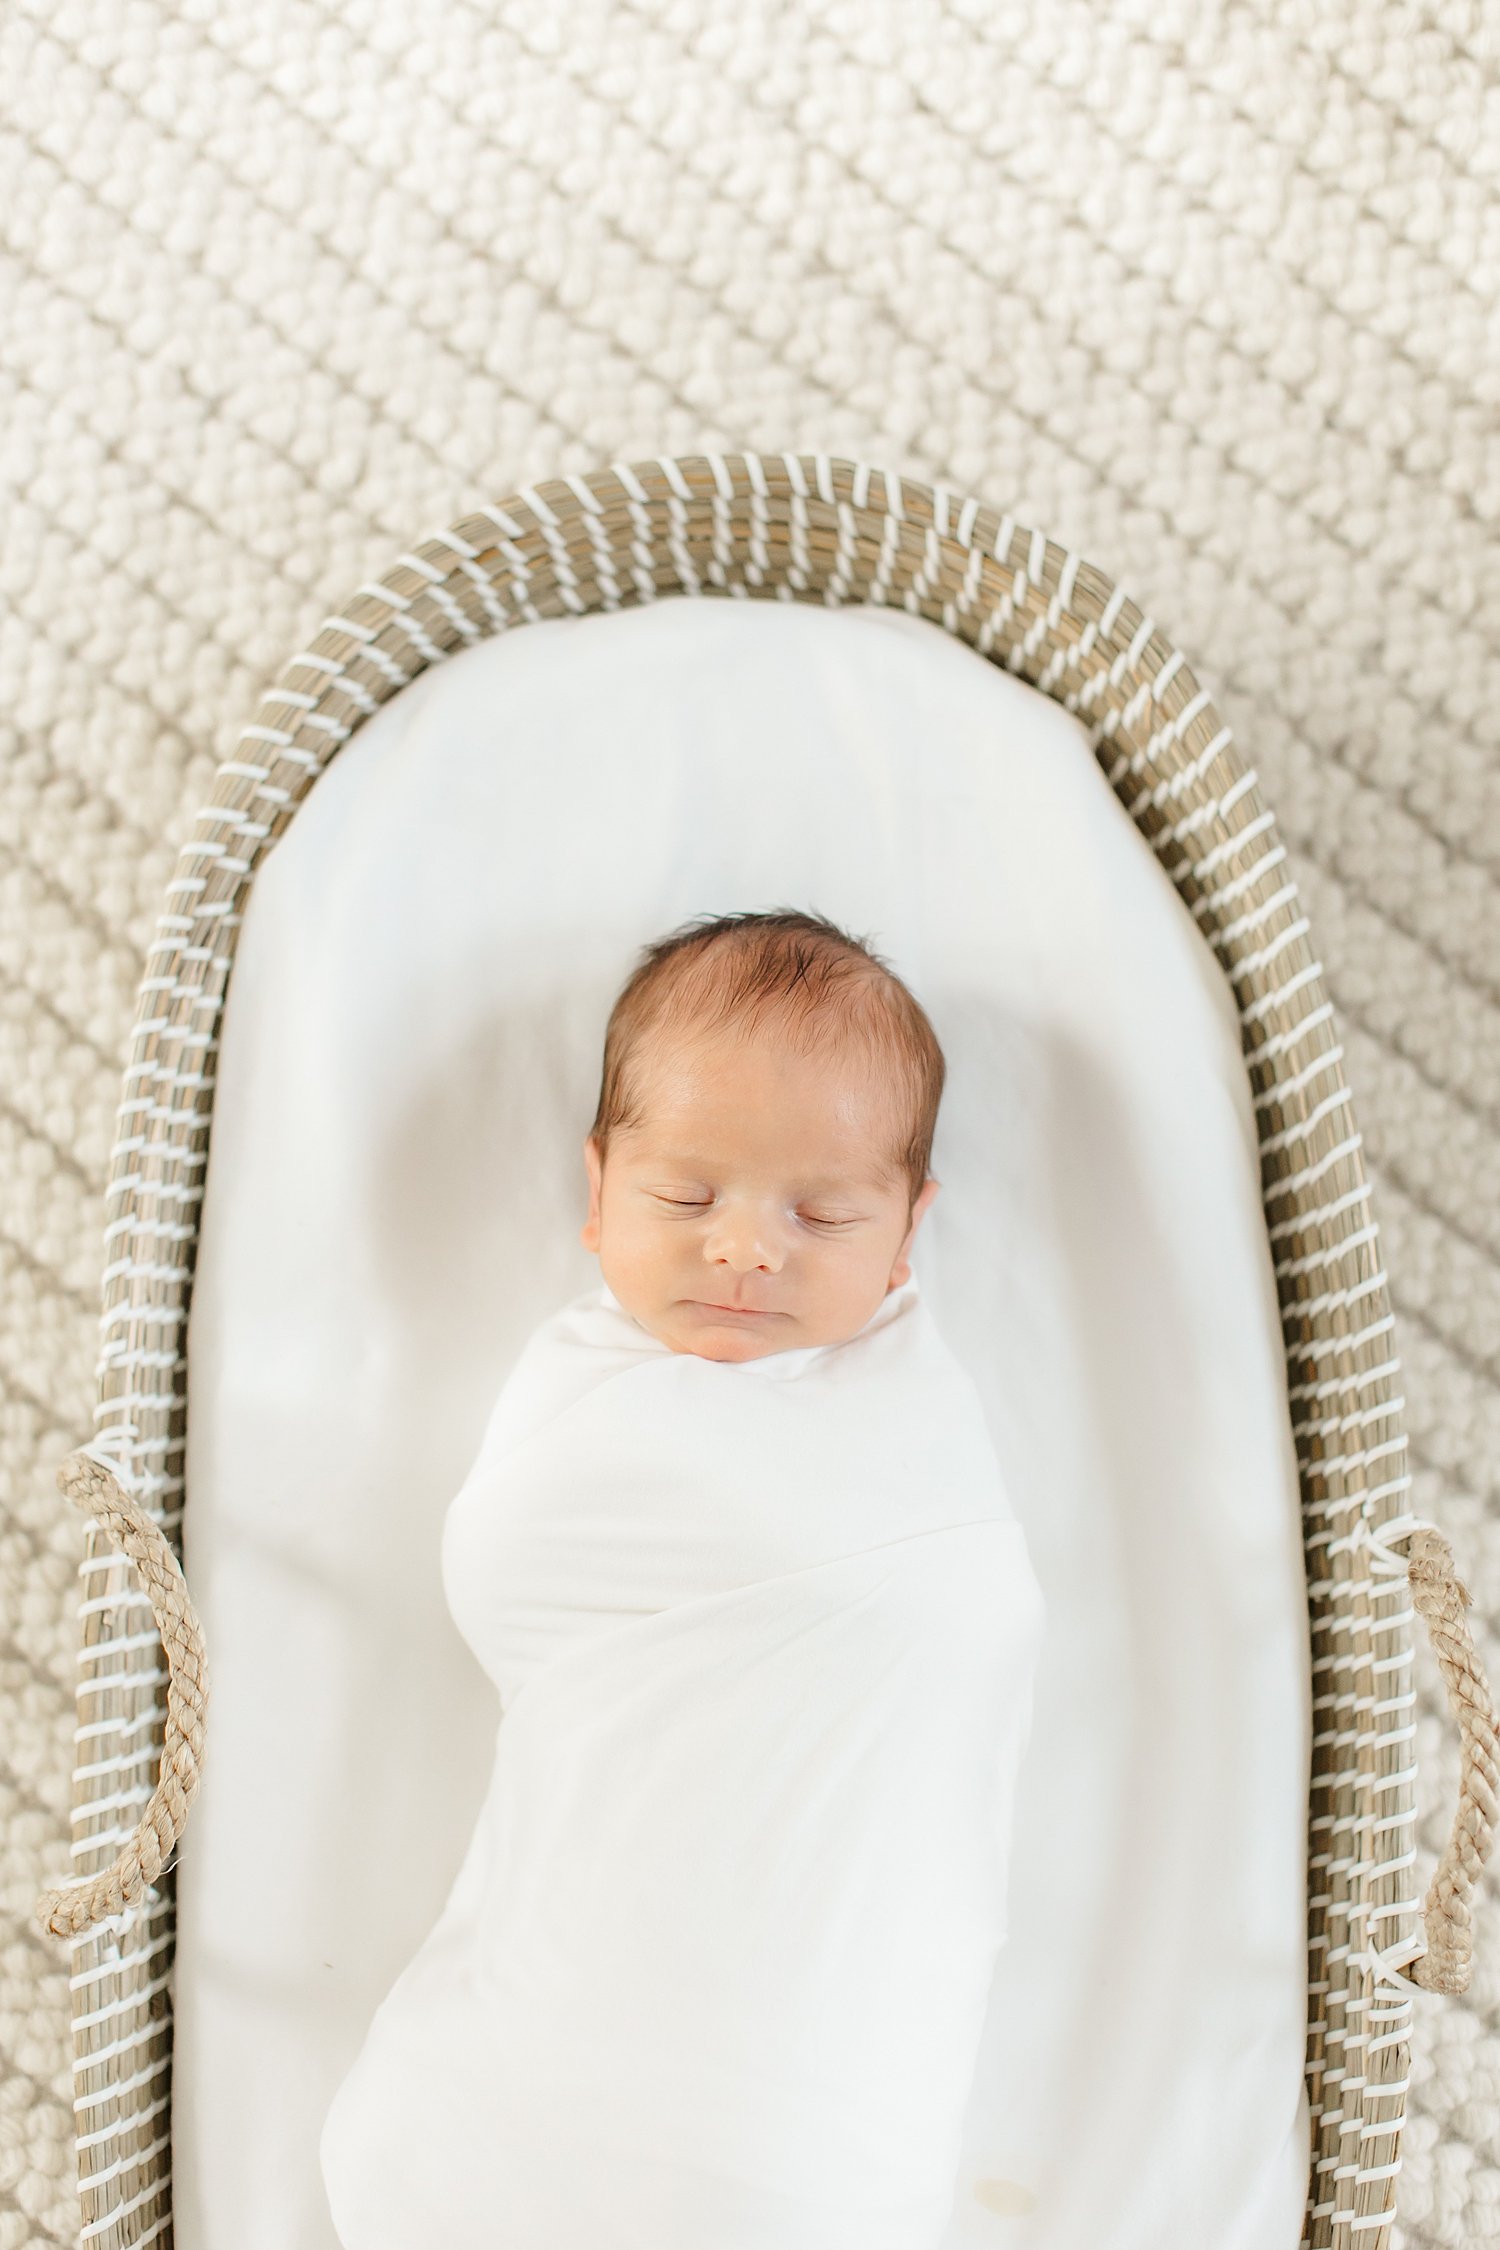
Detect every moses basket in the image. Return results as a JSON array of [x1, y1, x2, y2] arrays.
[[33, 450, 1499, 2249]]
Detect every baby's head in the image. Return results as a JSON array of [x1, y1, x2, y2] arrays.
[[580, 908, 945, 1362]]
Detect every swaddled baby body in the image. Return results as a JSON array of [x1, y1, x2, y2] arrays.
[[318, 908, 1047, 2249], [319, 1271, 1044, 2250]]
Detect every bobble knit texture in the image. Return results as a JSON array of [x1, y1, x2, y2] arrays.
[[4, 4, 1499, 2246]]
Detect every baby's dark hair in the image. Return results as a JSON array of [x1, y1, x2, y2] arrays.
[[587, 908, 946, 1216]]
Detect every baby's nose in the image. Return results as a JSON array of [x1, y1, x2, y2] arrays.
[[705, 1216, 784, 1268], [716, 1245, 782, 1272]]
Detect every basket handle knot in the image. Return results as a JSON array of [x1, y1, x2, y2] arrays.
[[33, 1446, 209, 1943], [1358, 1518, 1500, 1998]]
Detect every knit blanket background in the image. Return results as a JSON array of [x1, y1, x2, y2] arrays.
[[3, 3, 1496, 2244]]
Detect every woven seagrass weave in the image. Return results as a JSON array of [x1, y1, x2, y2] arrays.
[[31, 451, 1499, 2250]]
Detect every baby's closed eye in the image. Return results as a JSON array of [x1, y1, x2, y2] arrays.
[[654, 1196, 856, 1228]]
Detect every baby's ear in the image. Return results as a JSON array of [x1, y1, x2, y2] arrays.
[[902, 1176, 941, 1243]]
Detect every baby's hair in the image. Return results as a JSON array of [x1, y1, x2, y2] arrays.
[[587, 908, 946, 1215]]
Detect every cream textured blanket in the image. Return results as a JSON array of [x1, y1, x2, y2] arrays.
[[317, 1272, 1045, 2249]]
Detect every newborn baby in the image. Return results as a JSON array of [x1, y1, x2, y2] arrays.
[[318, 907, 1046, 2250]]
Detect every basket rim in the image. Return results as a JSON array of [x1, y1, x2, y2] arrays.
[[48, 448, 1436, 2250]]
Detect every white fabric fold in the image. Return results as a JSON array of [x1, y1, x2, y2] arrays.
[[318, 1270, 1046, 2249]]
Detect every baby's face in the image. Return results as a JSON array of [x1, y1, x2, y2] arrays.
[[579, 1029, 939, 1361]]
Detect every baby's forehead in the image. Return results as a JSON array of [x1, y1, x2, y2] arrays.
[[647, 1015, 899, 1085], [625, 1039, 903, 1187]]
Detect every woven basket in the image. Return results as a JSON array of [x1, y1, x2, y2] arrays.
[[33, 450, 1499, 2249]]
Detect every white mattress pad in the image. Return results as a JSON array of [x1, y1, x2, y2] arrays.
[[171, 591, 1312, 2249]]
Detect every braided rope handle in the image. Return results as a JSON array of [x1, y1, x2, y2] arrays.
[[29, 1449, 1496, 1994], [1401, 1525, 1500, 1996], [34, 1448, 209, 1942]]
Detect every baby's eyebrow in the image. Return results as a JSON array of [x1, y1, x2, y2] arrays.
[[650, 1155, 874, 1193]]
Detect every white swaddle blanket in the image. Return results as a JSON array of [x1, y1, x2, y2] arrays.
[[318, 1269, 1047, 2250]]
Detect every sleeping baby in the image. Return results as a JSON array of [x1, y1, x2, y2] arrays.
[[318, 906, 1047, 2250]]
